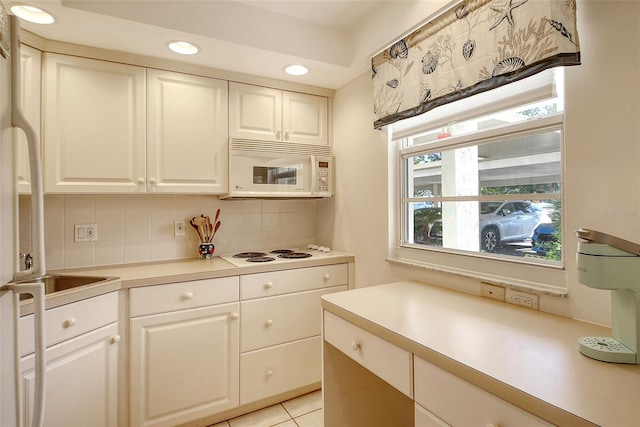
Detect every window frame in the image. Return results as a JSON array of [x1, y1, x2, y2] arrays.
[[390, 100, 567, 294]]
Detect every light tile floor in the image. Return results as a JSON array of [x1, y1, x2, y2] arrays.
[[209, 390, 323, 427]]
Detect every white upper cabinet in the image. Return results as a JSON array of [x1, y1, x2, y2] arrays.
[[147, 70, 228, 194], [16, 44, 41, 194], [43, 53, 147, 193], [229, 82, 328, 145]]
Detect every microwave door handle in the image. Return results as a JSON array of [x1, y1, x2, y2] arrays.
[[310, 156, 317, 194], [10, 15, 46, 281]]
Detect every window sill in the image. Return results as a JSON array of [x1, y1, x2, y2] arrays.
[[386, 257, 568, 297]]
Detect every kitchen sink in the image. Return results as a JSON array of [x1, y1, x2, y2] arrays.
[[17, 275, 117, 300]]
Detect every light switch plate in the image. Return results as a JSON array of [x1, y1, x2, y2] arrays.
[[74, 223, 97, 242], [174, 220, 186, 237]]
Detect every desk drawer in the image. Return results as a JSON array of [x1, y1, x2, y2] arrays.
[[130, 276, 239, 317], [414, 356, 551, 427], [241, 264, 347, 300], [323, 311, 412, 398]]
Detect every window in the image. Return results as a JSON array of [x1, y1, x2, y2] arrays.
[[393, 70, 565, 288]]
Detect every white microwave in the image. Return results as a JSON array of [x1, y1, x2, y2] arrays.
[[221, 139, 333, 199]]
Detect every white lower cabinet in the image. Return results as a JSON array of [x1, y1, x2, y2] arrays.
[[20, 293, 119, 427], [239, 264, 348, 405], [413, 356, 552, 427], [129, 278, 240, 427]]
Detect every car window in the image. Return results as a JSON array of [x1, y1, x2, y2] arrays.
[[481, 202, 502, 214]]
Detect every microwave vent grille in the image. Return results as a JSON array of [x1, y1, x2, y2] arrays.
[[230, 139, 331, 157]]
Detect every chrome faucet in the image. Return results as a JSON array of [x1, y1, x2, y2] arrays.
[[19, 253, 33, 271]]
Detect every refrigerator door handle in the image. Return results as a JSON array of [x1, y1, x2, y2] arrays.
[[2, 282, 46, 427], [6, 16, 47, 427], [9, 15, 45, 282]]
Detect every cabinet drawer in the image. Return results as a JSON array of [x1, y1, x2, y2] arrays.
[[323, 311, 412, 398], [241, 285, 346, 352], [19, 292, 118, 356], [241, 263, 347, 300], [415, 403, 450, 427], [414, 356, 551, 427], [240, 336, 321, 405], [130, 276, 239, 317]]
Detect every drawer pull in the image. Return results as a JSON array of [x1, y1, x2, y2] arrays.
[[351, 341, 361, 351], [323, 274, 331, 280], [264, 282, 274, 289], [64, 317, 77, 328], [266, 369, 274, 377], [231, 312, 239, 320], [265, 319, 274, 327], [111, 335, 121, 344], [183, 291, 194, 300]]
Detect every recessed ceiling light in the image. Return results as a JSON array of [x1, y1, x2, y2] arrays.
[[284, 65, 309, 76], [10, 4, 55, 24], [167, 40, 199, 55]]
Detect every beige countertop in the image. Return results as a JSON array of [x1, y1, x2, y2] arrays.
[[19, 253, 354, 315], [321, 280, 640, 427]]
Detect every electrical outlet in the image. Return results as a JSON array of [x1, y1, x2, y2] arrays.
[[74, 223, 97, 242], [174, 220, 186, 237], [506, 289, 539, 309], [480, 282, 505, 301]]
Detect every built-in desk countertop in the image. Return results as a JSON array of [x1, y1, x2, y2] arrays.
[[321, 280, 640, 427]]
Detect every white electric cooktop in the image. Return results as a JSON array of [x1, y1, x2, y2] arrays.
[[220, 245, 342, 267]]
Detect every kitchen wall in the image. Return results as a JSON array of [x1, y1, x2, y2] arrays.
[[319, 1, 640, 326], [19, 195, 317, 270]]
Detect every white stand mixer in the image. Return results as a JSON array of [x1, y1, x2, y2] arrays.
[[576, 228, 640, 364]]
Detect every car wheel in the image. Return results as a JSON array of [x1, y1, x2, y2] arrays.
[[481, 227, 500, 251]]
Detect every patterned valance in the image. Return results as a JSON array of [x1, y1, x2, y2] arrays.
[[372, 0, 580, 129]]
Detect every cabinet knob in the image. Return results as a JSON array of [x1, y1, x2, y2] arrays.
[[323, 274, 331, 280], [351, 341, 360, 351], [284, 130, 290, 140], [264, 282, 274, 289], [276, 130, 282, 140], [137, 177, 145, 184], [183, 291, 194, 300], [64, 317, 77, 328], [149, 177, 157, 184], [231, 312, 239, 320], [111, 335, 121, 344], [266, 369, 274, 377], [265, 319, 274, 327]]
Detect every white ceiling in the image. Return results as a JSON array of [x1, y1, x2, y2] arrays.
[[10, 0, 453, 89]]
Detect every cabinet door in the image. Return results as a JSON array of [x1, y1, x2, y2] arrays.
[[20, 323, 119, 427], [130, 303, 240, 427], [16, 44, 41, 194], [147, 70, 228, 194], [229, 82, 282, 141], [43, 53, 146, 193], [282, 91, 327, 145]]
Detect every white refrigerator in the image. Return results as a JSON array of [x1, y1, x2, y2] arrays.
[[0, 5, 47, 427]]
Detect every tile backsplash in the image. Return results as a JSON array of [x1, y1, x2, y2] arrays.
[[19, 195, 317, 270]]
